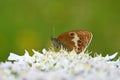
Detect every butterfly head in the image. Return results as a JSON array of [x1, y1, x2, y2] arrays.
[[51, 37, 61, 49]]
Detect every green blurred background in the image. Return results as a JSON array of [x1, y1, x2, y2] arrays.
[[0, 0, 120, 61]]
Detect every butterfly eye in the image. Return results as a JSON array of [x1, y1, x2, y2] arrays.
[[69, 32, 75, 37]]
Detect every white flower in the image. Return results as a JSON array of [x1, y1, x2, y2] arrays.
[[0, 49, 120, 80]]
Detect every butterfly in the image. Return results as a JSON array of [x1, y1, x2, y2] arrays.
[[51, 30, 93, 53]]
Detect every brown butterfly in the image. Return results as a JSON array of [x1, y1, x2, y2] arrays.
[[51, 30, 93, 54]]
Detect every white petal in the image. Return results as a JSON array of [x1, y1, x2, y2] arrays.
[[8, 53, 23, 61], [104, 52, 118, 60]]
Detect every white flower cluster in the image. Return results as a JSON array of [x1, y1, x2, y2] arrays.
[[0, 49, 120, 80]]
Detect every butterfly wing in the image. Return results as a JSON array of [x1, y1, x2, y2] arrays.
[[51, 30, 92, 53], [75, 30, 93, 53], [56, 32, 75, 51]]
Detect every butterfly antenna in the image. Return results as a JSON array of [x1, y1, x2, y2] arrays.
[[52, 27, 55, 37], [51, 27, 56, 40]]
